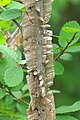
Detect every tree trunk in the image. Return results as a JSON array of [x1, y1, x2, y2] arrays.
[[22, 0, 56, 119]]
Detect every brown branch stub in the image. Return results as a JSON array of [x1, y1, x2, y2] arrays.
[[22, 0, 56, 120]]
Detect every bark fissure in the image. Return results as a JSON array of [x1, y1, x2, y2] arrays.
[[34, 3, 46, 119], [22, 0, 56, 120]]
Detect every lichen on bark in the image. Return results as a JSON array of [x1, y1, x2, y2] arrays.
[[22, 0, 56, 119]]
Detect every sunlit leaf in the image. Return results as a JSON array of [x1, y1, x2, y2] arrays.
[[0, 20, 11, 30], [0, 33, 6, 44], [63, 27, 80, 33], [0, 0, 12, 6]]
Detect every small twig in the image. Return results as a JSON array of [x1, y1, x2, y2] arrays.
[[6, 22, 23, 47], [4, 88, 29, 105], [54, 33, 77, 61], [7, 26, 20, 44], [0, 5, 5, 10]]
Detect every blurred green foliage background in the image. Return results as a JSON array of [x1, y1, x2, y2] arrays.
[[50, 0, 80, 119]]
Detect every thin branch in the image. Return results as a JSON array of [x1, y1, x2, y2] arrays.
[[4, 88, 29, 105], [0, 5, 5, 10], [12, 19, 22, 33], [54, 33, 77, 61], [7, 26, 20, 44]]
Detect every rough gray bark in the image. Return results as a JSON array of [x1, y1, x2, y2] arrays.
[[22, 0, 56, 120]]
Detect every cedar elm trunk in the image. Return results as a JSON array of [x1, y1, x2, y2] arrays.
[[22, 0, 56, 119]]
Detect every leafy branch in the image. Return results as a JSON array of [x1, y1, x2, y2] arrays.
[[3, 87, 29, 105], [2, 84, 29, 105], [54, 33, 77, 61]]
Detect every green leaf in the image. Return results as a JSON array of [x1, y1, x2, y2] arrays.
[[0, 9, 22, 21], [59, 21, 80, 47], [0, 58, 10, 83], [22, 84, 29, 92], [17, 118, 26, 120], [12, 91, 22, 99], [0, 117, 15, 120], [66, 43, 80, 53], [0, 33, 6, 44], [0, 0, 12, 6], [16, 113, 26, 119], [56, 101, 80, 114], [53, 44, 61, 54], [53, 35, 61, 39], [17, 103, 27, 114], [53, 35, 68, 41], [54, 61, 64, 75], [11, 82, 24, 91], [6, 1, 24, 10], [23, 92, 29, 98], [18, 60, 26, 65], [56, 115, 78, 120], [60, 53, 73, 61], [0, 45, 19, 62], [4, 66, 23, 87], [0, 21, 11, 29], [0, 45, 20, 83], [0, 88, 6, 99], [16, 50, 22, 61], [5, 95, 13, 105], [63, 27, 80, 33]]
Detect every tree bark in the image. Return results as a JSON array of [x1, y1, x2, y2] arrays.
[[22, 0, 56, 120]]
